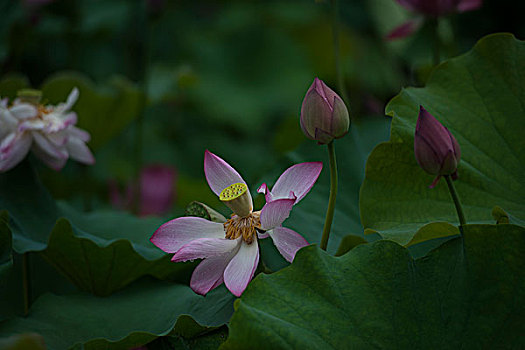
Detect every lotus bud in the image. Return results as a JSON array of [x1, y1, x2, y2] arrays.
[[300, 77, 350, 144], [414, 106, 461, 188]]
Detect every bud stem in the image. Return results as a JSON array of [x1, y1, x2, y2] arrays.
[[444, 175, 466, 233], [320, 141, 338, 251]]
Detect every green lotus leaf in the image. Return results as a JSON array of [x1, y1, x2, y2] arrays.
[[360, 33, 525, 244], [0, 279, 235, 350], [223, 224, 525, 349]]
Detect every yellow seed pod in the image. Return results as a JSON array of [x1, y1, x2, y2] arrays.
[[219, 183, 247, 201], [219, 183, 252, 218]]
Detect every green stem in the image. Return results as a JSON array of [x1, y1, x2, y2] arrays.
[[22, 252, 30, 316], [330, 0, 350, 113], [430, 18, 441, 66], [444, 175, 466, 233], [320, 141, 338, 251]]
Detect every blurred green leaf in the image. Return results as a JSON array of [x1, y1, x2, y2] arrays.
[[0, 333, 46, 350], [360, 33, 525, 245], [41, 71, 143, 151], [0, 279, 235, 350], [223, 224, 525, 349], [0, 211, 12, 283], [0, 74, 29, 100]]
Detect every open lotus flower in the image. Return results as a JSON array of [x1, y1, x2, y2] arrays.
[[386, 0, 482, 40], [0, 88, 95, 172], [150, 150, 322, 296], [414, 106, 461, 188]]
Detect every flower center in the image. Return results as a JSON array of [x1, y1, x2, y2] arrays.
[[223, 211, 261, 244]]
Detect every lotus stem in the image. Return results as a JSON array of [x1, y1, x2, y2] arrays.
[[320, 141, 338, 251], [445, 175, 466, 234]]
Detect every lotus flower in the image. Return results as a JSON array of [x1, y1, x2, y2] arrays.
[[414, 106, 461, 188], [0, 88, 95, 172], [300, 78, 349, 144], [109, 164, 177, 216], [386, 0, 483, 40], [150, 150, 322, 296]]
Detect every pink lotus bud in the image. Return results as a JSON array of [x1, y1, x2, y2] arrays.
[[300, 78, 350, 144], [414, 106, 461, 188], [108, 164, 176, 216], [139, 164, 176, 216], [396, 0, 482, 17]]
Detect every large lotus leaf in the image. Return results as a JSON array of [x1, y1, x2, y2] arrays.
[[40, 71, 143, 151], [0, 160, 193, 295], [0, 279, 235, 350], [360, 33, 525, 245], [40, 205, 194, 296], [0, 160, 58, 253], [222, 224, 525, 349]]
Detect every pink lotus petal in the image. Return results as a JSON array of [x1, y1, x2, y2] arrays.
[[31, 143, 68, 171], [62, 112, 78, 127], [150, 217, 225, 253], [266, 162, 322, 204], [32, 132, 68, 159], [66, 137, 95, 165], [59, 88, 79, 112], [260, 197, 296, 230], [9, 104, 37, 120], [269, 227, 308, 263], [0, 132, 32, 172], [46, 131, 68, 146], [18, 119, 46, 132], [139, 164, 176, 216], [68, 126, 91, 142], [457, 0, 482, 12], [386, 18, 423, 41], [204, 150, 247, 197], [224, 240, 259, 297], [190, 248, 239, 295], [172, 237, 240, 262]]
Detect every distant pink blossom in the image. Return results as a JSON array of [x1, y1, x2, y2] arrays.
[[109, 164, 177, 216], [386, 0, 482, 40], [150, 151, 322, 296], [0, 88, 95, 172]]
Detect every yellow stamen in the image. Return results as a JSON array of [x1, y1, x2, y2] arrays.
[[223, 212, 261, 244]]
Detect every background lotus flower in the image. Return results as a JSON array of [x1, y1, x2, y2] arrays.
[[387, 0, 483, 40], [0, 88, 95, 172], [414, 106, 461, 188], [300, 77, 350, 144], [150, 150, 322, 296], [109, 164, 177, 216]]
